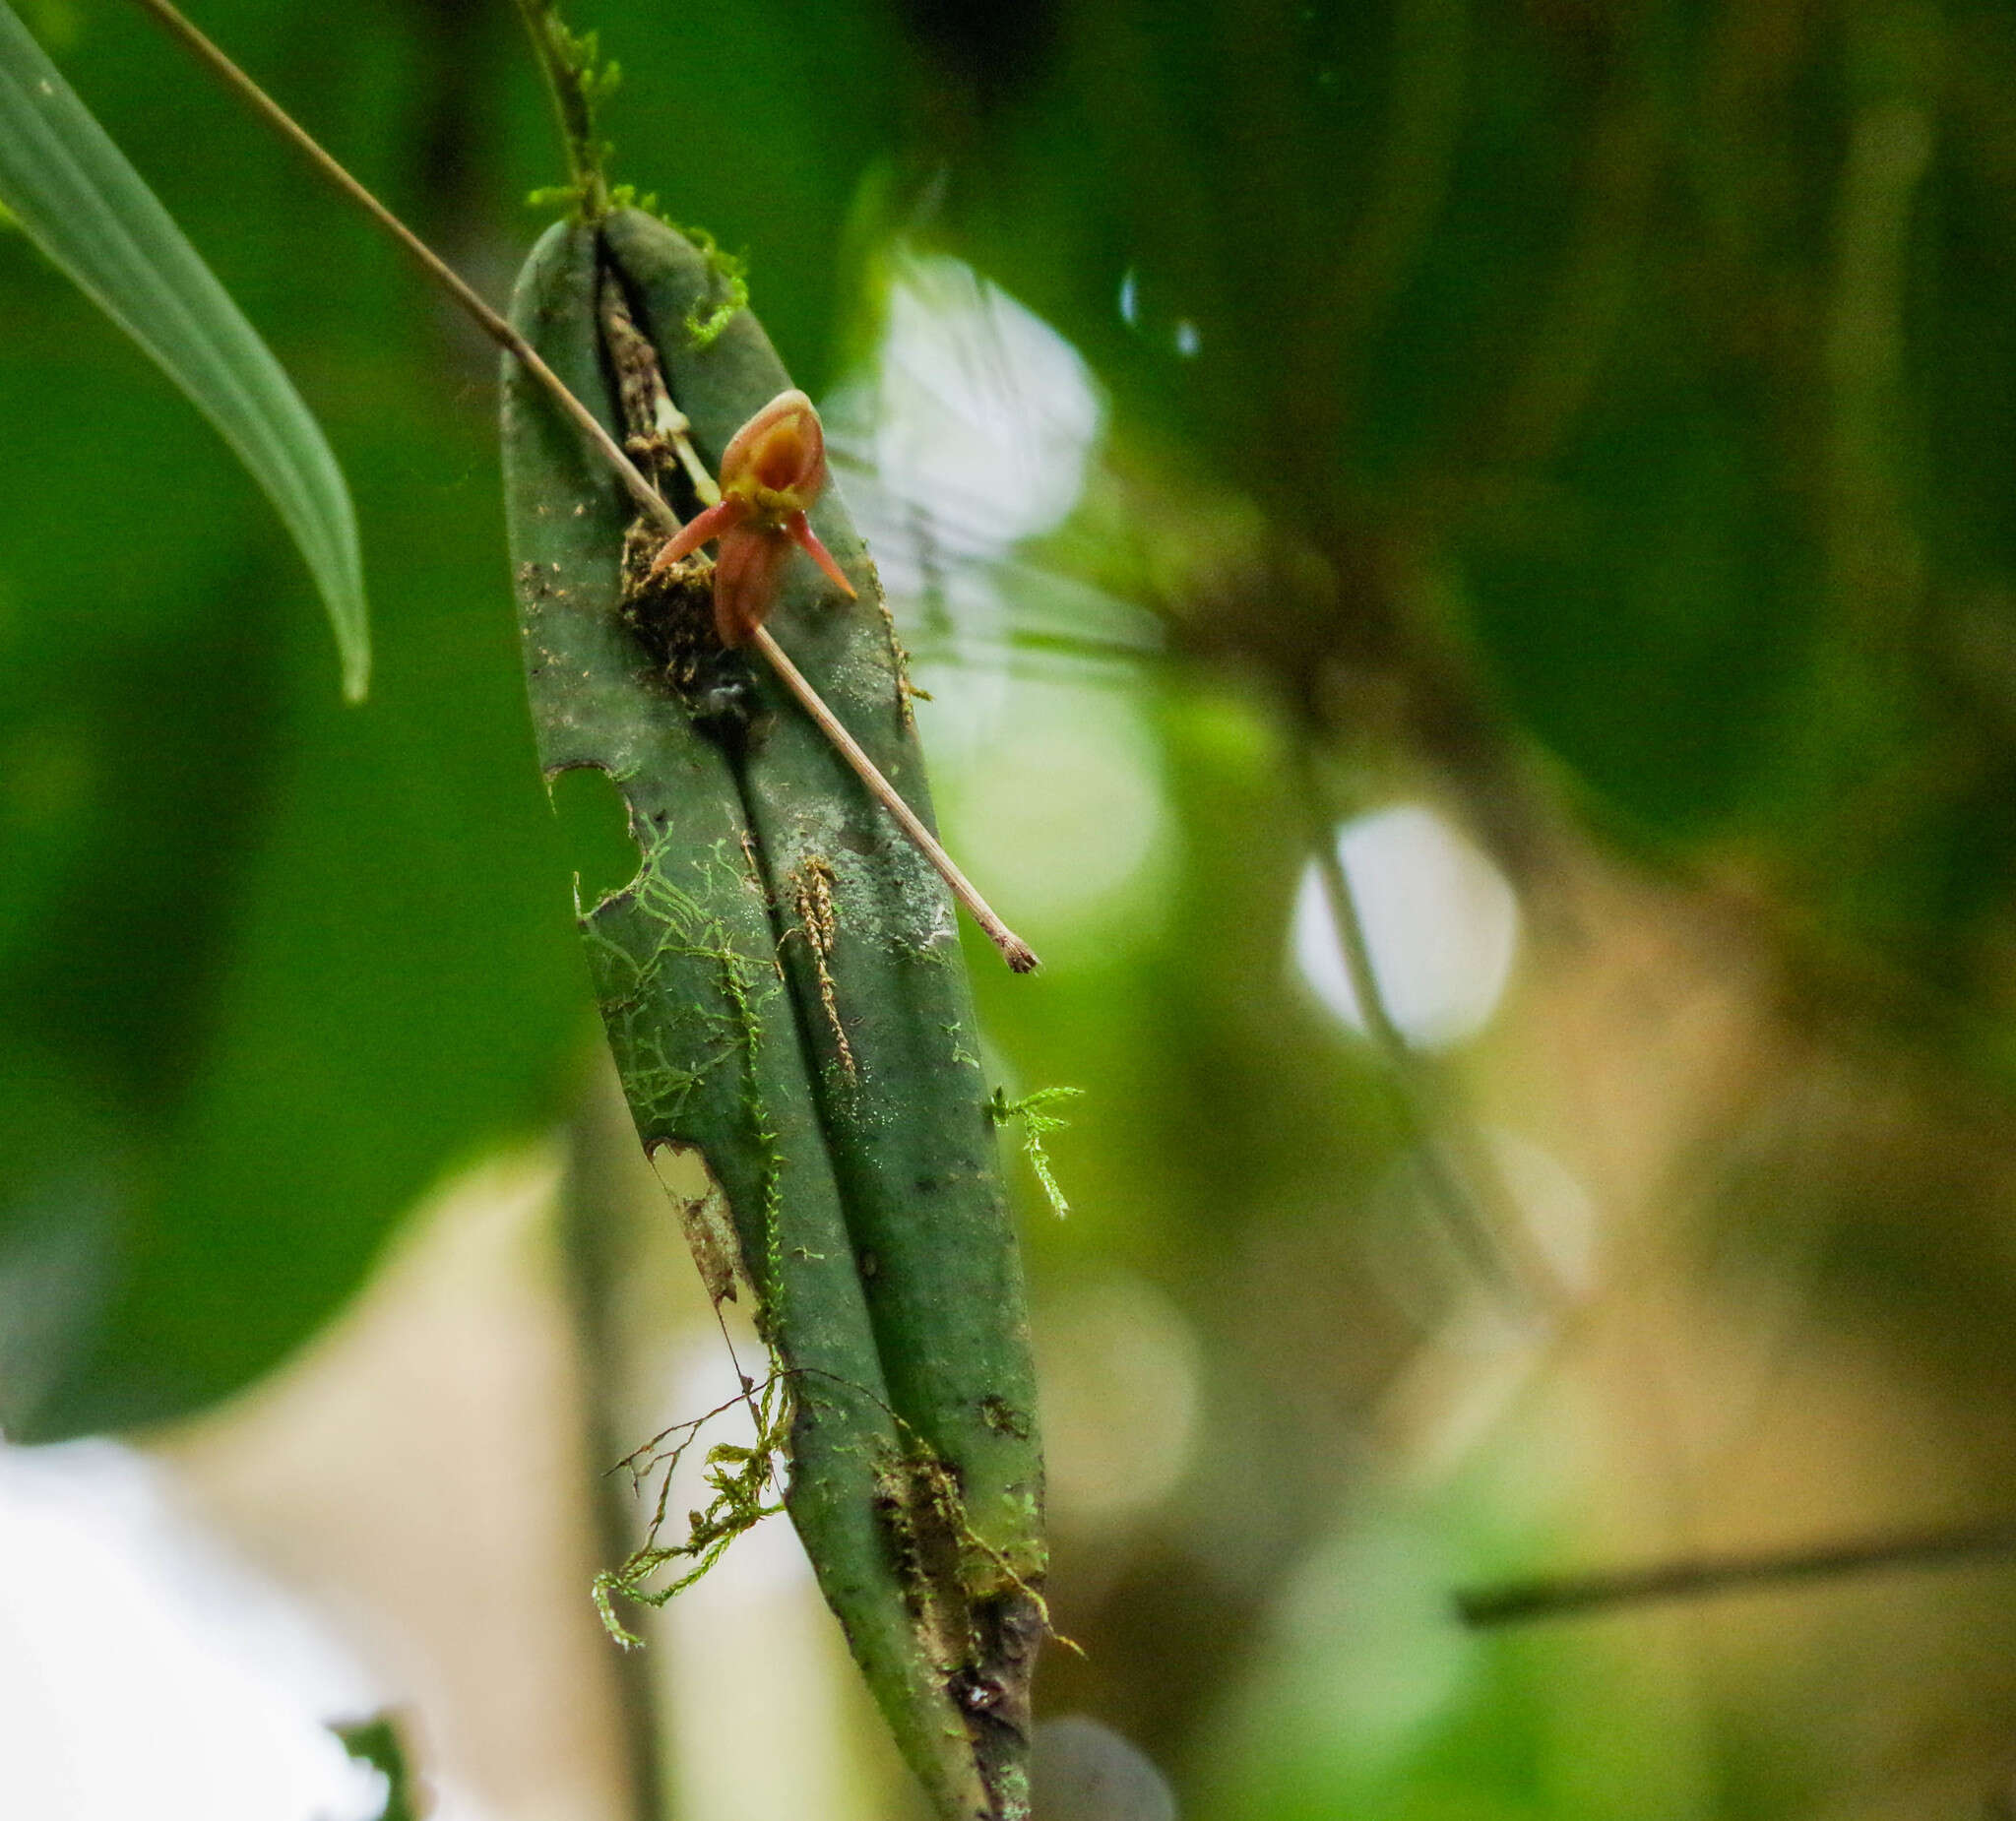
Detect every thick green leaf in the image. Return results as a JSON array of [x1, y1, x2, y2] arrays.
[[0, 0, 368, 698], [608, 204, 1047, 1771], [503, 219, 980, 1817], [505, 214, 1047, 1821]]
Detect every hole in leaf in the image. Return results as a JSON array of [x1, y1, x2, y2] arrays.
[[546, 764, 642, 910], [649, 1141, 744, 1306], [649, 1141, 714, 1203]]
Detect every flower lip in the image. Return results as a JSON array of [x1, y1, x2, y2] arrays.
[[719, 388, 826, 515], [749, 419, 810, 491]]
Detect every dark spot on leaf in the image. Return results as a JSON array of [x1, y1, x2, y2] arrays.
[[978, 1396, 1032, 1442]]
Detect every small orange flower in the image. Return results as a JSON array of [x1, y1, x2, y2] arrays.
[[651, 388, 856, 647]]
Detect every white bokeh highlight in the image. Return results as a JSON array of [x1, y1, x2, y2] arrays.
[[0, 1440, 492, 1821], [827, 251, 1102, 588], [931, 679, 1177, 958], [824, 248, 1159, 710], [1292, 804, 1519, 1050]]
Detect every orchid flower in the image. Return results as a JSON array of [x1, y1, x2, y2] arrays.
[[650, 388, 857, 647]]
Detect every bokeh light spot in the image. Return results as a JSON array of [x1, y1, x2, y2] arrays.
[[932, 681, 1177, 965], [1038, 1274, 1202, 1531], [1292, 803, 1519, 1049]]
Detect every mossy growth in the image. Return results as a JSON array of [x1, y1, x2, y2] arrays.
[[594, 1370, 794, 1648], [514, 0, 754, 346], [516, 1, 621, 218], [666, 221, 750, 349], [987, 1087, 1085, 1220]]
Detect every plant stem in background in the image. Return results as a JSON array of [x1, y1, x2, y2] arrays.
[[558, 1084, 669, 1821], [1457, 1516, 2016, 1626], [1293, 734, 1544, 1311], [512, 0, 609, 218]]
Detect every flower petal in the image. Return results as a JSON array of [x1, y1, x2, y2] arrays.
[[712, 526, 795, 647], [786, 510, 857, 599], [653, 495, 750, 572]]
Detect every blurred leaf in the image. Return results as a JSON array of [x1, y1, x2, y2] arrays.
[[0, 3, 585, 1441], [333, 1712, 424, 1821], [1463, 386, 1812, 837], [0, 0, 368, 698], [0, 418, 586, 1439]]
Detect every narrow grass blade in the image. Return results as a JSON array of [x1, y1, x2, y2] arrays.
[[0, 2, 368, 698]]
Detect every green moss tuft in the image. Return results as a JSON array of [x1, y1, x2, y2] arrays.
[[987, 1087, 1085, 1220]]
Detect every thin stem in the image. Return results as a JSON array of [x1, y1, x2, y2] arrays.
[[128, 0, 669, 534], [751, 626, 1038, 973], [1293, 735, 1535, 1307], [133, 0, 1036, 971], [559, 1077, 670, 1821], [511, 0, 608, 217], [1457, 1517, 2016, 1628]]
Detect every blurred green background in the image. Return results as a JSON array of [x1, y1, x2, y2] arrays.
[[9, 0, 2016, 1816]]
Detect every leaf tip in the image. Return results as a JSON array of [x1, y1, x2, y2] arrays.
[[340, 637, 371, 704]]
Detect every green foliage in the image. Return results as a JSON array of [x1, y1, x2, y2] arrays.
[[988, 1085, 1084, 1220], [0, 0, 367, 697], [10, 4, 2016, 1817], [332, 1714, 423, 1821], [0, 0, 581, 1439]]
